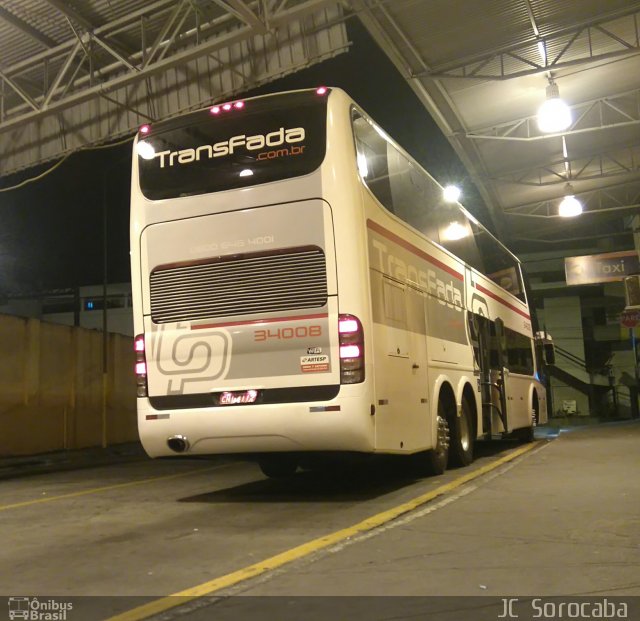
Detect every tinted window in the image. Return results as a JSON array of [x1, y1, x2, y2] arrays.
[[352, 110, 525, 302], [505, 328, 534, 375], [138, 91, 327, 200]]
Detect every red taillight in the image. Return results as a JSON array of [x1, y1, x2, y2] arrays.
[[338, 314, 364, 384], [134, 334, 147, 397]]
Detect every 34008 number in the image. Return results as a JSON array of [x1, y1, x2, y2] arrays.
[[254, 325, 322, 341]]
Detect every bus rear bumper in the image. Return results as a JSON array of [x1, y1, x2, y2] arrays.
[[137, 394, 374, 458]]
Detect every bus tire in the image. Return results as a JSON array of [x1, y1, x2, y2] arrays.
[[518, 394, 538, 443], [258, 455, 298, 478], [449, 395, 474, 467]]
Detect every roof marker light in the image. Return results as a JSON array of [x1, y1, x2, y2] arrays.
[[210, 106, 221, 114], [234, 101, 245, 109], [222, 103, 232, 111], [316, 86, 328, 95], [139, 124, 151, 134]]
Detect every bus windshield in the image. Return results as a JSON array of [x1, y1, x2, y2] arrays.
[[137, 90, 328, 200]]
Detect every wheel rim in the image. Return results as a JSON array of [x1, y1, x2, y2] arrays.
[[436, 415, 450, 457], [459, 408, 471, 452]]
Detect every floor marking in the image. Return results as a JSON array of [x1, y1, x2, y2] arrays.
[[107, 441, 542, 621], [0, 464, 226, 512]]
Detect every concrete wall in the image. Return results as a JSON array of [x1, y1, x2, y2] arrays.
[[0, 313, 138, 457], [541, 296, 590, 416]]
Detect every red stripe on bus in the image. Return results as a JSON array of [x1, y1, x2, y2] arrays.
[[191, 313, 329, 330], [366, 219, 464, 281], [474, 283, 530, 320]]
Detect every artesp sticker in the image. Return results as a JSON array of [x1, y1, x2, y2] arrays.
[[300, 354, 330, 373]]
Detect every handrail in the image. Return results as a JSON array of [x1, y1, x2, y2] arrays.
[[552, 345, 611, 378], [553, 345, 587, 370]]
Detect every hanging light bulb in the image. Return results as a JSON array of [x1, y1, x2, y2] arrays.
[[537, 80, 572, 133], [443, 184, 461, 203], [558, 183, 583, 217]]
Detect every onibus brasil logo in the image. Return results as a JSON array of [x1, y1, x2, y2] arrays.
[[8, 597, 73, 620]]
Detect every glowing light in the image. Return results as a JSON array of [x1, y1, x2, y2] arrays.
[[135, 362, 147, 375], [139, 124, 150, 134], [134, 337, 145, 352], [316, 86, 328, 95], [537, 41, 547, 65], [340, 345, 361, 359], [210, 106, 221, 114], [537, 81, 571, 133], [442, 221, 468, 241], [558, 194, 582, 217], [443, 185, 461, 203], [239, 169, 253, 177], [136, 140, 156, 160], [339, 318, 359, 334], [222, 103, 232, 111], [234, 101, 245, 109]]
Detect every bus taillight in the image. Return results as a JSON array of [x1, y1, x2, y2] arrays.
[[134, 334, 148, 397], [338, 314, 364, 384]]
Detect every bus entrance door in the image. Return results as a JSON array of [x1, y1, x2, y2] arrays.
[[473, 314, 509, 436]]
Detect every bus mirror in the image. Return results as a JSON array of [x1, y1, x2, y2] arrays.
[[544, 344, 555, 365]]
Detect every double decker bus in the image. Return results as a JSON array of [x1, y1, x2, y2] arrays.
[[130, 87, 549, 477]]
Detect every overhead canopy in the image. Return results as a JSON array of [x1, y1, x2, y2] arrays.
[[1, 0, 639, 256], [0, 0, 348, 175], [353, 0, 640, 255]]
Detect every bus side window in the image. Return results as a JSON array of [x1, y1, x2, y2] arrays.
[[504, 327, 534, 375], [353, 114, 394, 213]]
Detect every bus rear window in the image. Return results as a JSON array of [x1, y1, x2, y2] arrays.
[[137, 90, 328, 200]]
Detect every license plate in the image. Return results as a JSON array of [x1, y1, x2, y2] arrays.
[[216, 389, 260, 405]]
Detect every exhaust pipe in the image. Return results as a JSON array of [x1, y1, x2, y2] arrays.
[[167, 435, 190, 453]]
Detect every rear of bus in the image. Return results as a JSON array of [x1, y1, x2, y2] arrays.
[[130, 88, 375, 460]]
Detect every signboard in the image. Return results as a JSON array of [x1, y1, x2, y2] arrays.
[[620, 309, 640, 328], [565, 250, 640, 286]]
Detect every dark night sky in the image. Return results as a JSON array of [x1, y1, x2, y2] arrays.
[[0, 21, 485, 295]]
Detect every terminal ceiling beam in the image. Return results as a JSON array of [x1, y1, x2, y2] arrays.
[[487, 144, 640, 187], [416, 6, 640, 80], [503, 179, 640, 218], [465, 89, 640, 141], [0, 0, 349, 175], [0, 5, 57, 49]]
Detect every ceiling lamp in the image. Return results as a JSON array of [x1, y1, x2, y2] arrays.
[[537, 80, 572, 133], [558, 183, 583, 217], [443, 184, 461, 203]]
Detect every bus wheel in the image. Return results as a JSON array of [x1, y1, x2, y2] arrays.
[[449, 396, 474, 467], [258, 455, 298, 478], [518, 396, 538, 443], [413, 408, 450, 476]]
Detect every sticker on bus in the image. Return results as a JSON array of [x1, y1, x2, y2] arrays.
[[300, 355, 330, 373]]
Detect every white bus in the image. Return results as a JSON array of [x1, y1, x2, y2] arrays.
[[130, 87, 549, 477]]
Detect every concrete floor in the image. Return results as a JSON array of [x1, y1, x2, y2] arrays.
[[1, 421, 638, 621]]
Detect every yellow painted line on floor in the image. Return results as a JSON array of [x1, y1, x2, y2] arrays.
[[108, 441, 543, 621], [0, 464, 224, 512]]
